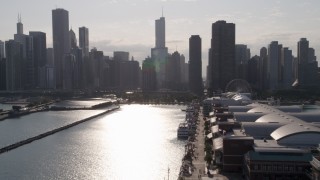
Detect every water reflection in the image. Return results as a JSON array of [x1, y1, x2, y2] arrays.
[[0, 104, 186, 180]]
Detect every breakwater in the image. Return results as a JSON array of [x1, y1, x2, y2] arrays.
[[0, 105, 120, 154]]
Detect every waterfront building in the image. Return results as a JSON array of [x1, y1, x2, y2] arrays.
[[204, 95, 320, 179], [166, 51, 182, 91], [79, 27, 89, 58], [189, 35, 203, 96], [267, 41, 282, 90], [208, 20, 235, 94], [52, 8, 70, 89], [29, 31, 47, 88], [151, 15, 168, 89], [142, 57, 157, 92], [5, 40, 23, 91]]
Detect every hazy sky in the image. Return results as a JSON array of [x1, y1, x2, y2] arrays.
[[1, 0, 320, 76]]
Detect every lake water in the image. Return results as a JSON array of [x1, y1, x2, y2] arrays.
[[0, 104, 186, 180]]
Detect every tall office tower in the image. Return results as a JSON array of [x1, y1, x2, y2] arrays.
[[259, 47, 268, 90], [267, 41, 282, 90], [166, 51, 182, 91], [151, 15, 168, 89], [0, 58, 6, 90], [63, 53, 76, 89], [14, 16, 35, 89], [17, 14, 23, 35], [46, 48, 55, 88], [79, 27, 89, 57], [208, 20, 235, 94], [189, 35, 203, 96], [297, 38, 319, 87], [5, 40, 23, 91], [298, 38, 309, 64], [247, 55, 259, 88], [70, 29, 77, 49], [281, 47, 293, 89], [235, 44, 250, 80], [0, 41, 6, 90], [308, 48, 316, 63], [29, 32, 47, 88], [0, 40, 4, 59], [52, 8, 70, 89], [142, 57, 157, 92]]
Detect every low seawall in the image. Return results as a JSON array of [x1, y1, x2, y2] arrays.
[[0, 105, 120, 154]]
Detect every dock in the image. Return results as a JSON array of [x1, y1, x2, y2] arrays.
[[179, 106, 228, 180]]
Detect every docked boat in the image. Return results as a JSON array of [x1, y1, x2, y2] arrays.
[[177, 122, 189, 139]]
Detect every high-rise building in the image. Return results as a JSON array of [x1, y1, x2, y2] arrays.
[[0, 40, 4, 59], [298, 38, 309, 64], [79, 27, 89, 57], [281, 47, 293, 89], [0, 58, 6, 90], [14, 16, 35, 89], [259, 47, 268, 90], [209, 20, 235, 94], [247, 55, 259, 88], [267, 41, 282, 90], [142, 57, 157, 92], [52, 8, 70, 89], [189, 35, 203, 96], [70, 29, 77, 49], [5, 40, 23, 91], [166, 51, 182, 91], [235, 44, 250, 80], [29, 31, 47, 88], [151, 15, 168, 89], [297, 38, 318, 87]]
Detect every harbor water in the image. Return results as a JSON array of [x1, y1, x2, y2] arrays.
[[0, 104, 186, 180]]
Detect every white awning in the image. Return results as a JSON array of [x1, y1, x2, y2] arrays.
[[212, 137, 223, 150]]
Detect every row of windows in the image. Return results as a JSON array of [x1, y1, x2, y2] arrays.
[[252, 164, 304, 172]]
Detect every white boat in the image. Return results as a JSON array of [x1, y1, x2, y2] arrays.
[[177, 122, 189, 139]]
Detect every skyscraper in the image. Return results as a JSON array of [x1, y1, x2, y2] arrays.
[[155, 17, 165, 48], [151, 15, 168, 89], [69, 28, 77, 49], [5, 40, 23, 91], [52, 8, 70, 89], [209, 20, 235, 94], [297, 38, 318, 87], [0, 40, 4, 59], [29, 31, 47, 88], [79, 27, 89, 57], [189, 35, 203, 96], [14, 16, 35, 89], [281, 47, 293, 89], [235, 44, 250, 80], [267, 41, 282, 90]]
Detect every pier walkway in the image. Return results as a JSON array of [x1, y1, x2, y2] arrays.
[[183, 108, 228, 180]]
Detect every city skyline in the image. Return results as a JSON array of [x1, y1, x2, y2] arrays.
[[1, 0, 320, 77]]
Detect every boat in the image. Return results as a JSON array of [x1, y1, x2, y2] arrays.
[[177, 122, 189, 139]]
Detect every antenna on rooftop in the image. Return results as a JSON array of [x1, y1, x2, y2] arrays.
[[162, 6, 164, 17]]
